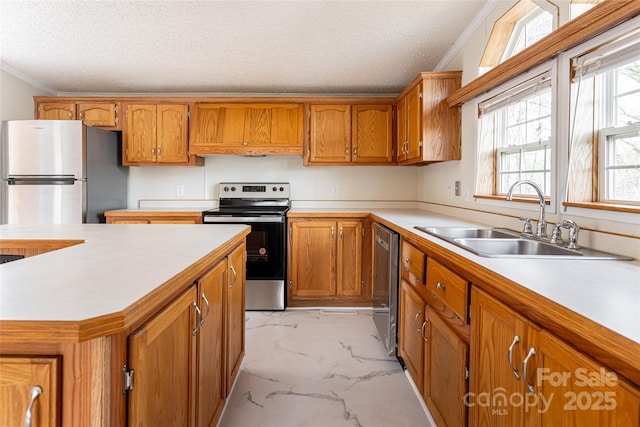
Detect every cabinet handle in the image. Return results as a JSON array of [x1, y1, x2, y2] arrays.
[[522, 346, 537, 394], [413, 310, 422, 333], [192, 302, 202, 335], [24, 386, 42, 427], [339, 226, 343, 239], [151, 146, 155, 157], [200, 292, 210, 326], [421, 319, 428, 343], [353, 147, 358, 158], [331, 227, 335, 240], [229, 265, 237, 288], [436, 282, 445, 291], [508, 334, 521, 380], [157, 146, 161, 157], [79, 110, 84, 120], [243, 141, 249, 146]]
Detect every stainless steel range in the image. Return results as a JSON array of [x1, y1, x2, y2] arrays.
[[202, 183, 290, 310]]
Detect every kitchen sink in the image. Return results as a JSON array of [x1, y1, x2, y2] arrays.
[[414, 226, 633, 260]]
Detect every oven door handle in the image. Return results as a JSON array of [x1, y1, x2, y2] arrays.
[[203, 216, 285, 223]]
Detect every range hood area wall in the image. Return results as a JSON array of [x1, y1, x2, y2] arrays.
[[127, 156, 419, 207]]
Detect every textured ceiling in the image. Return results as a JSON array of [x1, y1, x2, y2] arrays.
[[0, 1, 488, 95]]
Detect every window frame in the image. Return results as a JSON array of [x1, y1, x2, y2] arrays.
[[474, 62, 557, 212], [598, 123, 640, 205], [562, 18, 640, 215]]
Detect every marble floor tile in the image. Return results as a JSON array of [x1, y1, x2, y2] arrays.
[[219, 310, 434, 427]]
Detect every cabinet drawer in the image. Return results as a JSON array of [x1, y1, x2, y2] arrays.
[[401, 241, 425, 286], [426, 258, 468, 322]]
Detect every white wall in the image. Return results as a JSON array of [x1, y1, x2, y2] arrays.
[[128, 156, 418, 208], [0, 69, 52, 122]]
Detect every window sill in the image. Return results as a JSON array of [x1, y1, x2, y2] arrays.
[[475, 194, 551, 205], [563, 202, 640, 214]]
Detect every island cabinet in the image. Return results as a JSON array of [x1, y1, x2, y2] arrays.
[[288, 216, 371, 306], [307, 103, 394, 165], [0, 356, 60, 427], [124, 103, 203, 166], [395, 72, 462, 165], [189, 103, 304, 155], [398, 240, 470, 427], [35, 99, 121, 129], [470, 287, 640, 426], [127, 242, 245, 427]]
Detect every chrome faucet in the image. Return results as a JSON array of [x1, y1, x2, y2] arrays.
[[506, 180, 547, 239], [562, 219, 580, 250]]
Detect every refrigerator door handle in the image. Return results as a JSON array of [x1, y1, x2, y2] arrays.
[[7, 175, 77, 185]]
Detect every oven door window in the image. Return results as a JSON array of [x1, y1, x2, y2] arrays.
[[245, 222, 285, 280]]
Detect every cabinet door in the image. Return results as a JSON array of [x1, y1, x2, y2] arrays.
[[0, 356, 60, 427], [126, 104, 157, 162], [157, 104, 189, 163], [425, 306, 468, 427], [337, 220, 362, 296], [532, 328, 640, 426], [470, 287, 529, 427], [189, 104, 246, 147], [197, 260, 226, 427], [78, 102, 118, 127], [351, 105, 393, 163], [245, 104, 303, 147], [226, 244, 246, 394], [399, 280, 426, 392], [290, 220, 337, 297], [37, 102, 75, 120], [396, 96, 408, 162], [128, 286, 197, 427], [309, 105, 351, 163], [406, 84, 422, 161]]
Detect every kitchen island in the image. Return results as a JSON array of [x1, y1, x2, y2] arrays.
[[0, 223, 250, 427]]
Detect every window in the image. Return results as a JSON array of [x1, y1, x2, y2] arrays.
[[503, 9, 553, 60], [479, 0, 556, 72], [567, 29, 640, 208], [477, 70, 553, 198]]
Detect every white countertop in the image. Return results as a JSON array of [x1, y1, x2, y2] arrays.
[[366, 209, 640, 345], [0, 223, 249, 322]]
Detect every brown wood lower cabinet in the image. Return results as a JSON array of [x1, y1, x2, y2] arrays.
[[470, 287, 640, 426], [0, 356, 60, 427], [122, 243, 246, 427], [105, 211, 203, 224], [128, 286, 197, 426], [399, 280, 426, 391], [288, 217, 370, 306]]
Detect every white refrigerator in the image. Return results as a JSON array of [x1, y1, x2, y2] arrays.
[[1, 120, 128, 224]]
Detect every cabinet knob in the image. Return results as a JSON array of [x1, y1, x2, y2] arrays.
[[243, 141, 249, 146], [436, 282, 445, 291]]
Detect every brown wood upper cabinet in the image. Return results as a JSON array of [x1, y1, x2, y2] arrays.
[[308, 104, 394, 165], [189, 103, 304, 155], [124, 104, 201, 166], [36, 100, 120, 129], [396, 72, 462, 165]]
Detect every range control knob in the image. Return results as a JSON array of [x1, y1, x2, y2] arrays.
[[279, 187, 285, 192], [223, 186, 229, 192], [272, 186, 277, 192], [231, 186, 236, 192]]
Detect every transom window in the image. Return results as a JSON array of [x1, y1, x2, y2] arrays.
[[504, 9, 553, 60], [477, 70, 553, 198]]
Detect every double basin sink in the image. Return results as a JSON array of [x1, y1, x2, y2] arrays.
[[415, 226, 633, 260]]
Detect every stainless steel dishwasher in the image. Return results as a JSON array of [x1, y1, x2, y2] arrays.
[[373, 223, 400, 356]]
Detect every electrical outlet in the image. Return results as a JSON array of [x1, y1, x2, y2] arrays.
[[447, 185, 453, 200], [455, 181, 461, 197], [175, 185, 185, 197], [463, 187, 471, 201], [331, 185, 339, 196]]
